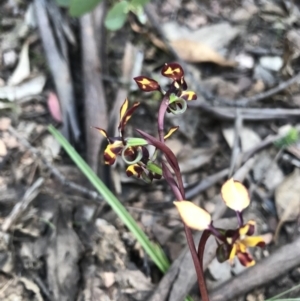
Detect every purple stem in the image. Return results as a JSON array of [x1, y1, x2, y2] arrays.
[[157, 95, 186, 198], [236, 211, 244, 227], [157, 94, 209, 300]]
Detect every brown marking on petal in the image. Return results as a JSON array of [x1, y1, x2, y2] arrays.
[[134, 76, 160, 92], [126, 164, 143, 177], [161, 63, 184, 80], [237, 251, 255, 267], [103, 142, 123, 165], [180, 90, 197, 101]]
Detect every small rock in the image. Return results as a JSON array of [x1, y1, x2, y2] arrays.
[[259, 56, 283, 72], [236, 53, 254, 69], [2, 50, 17, 67]]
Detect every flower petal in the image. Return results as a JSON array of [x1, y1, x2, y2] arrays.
[[126, 164, 143, 178], [221, 178, 250, 212], [95, 127, 110, 141], [164, 126, 179, 140], [237, 251, 255, 267], [174, 201, 211, 230], [119, 98, 129, 122], [180, 90, 197, 101], [103, 142, 123, 165], [134, 76, 160, 91], [241, 236, 266, 248], [239, 220, 255, 236], [118, 102, 140, 131], [161, 63, 184, 80], [229, 243, 237, 260], [216, 243, 231, 263]]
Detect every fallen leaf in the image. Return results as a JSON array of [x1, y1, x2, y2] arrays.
[[40, 135, 61, 162], [47, 203, 83, 301], [178, 146, 218, 173], [163, 22, 241, 51], [47, 92, 62, 122], [8, 41, 30, 86], [116, 269, 153, 291], [171, 39, 237, 66], [252, 151, 284, 191], [222, 127, 261, 152], [275, 168, 300, 241], [0, 75, 46, 101], [19, 277, 43, 301]]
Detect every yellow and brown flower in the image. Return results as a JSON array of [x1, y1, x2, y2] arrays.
[[217, 221, 265, 267]]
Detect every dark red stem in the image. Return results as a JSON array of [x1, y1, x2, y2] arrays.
[[157, 94, 209, 301], [197, 230, 211, 301]]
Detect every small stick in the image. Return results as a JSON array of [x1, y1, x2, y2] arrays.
[[2, 177, 44, 232]]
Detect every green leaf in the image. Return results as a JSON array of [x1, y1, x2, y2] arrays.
[[147, 162, 162, 176], [104, 1, 129, 31], [69, 0, 103, 17], [126, 137, 148, 147], [55, 0, 71, 7]]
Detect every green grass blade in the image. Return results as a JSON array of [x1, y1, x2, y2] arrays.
[[48, 125, 194, 301], [266, 283, 300, 301]]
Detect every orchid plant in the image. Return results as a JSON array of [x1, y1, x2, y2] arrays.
[[97, 63, 265, 300]]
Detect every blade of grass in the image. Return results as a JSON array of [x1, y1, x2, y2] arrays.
[[266, 283, 300, 301]]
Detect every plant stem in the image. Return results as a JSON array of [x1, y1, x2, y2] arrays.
[[157, 96, 210, 300], [197, 230, 211, 301]]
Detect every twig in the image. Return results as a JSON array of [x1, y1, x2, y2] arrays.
[[34, 0, 80, 141], [209, 236, 300, 301], [226, 72, 300, 106], [190, 102, 300, 120], [228, 110, 242, 177], [80, 2, 108, 172], [185, 168, 229, 200], [2, 178, 44, 232], [8, 126, 103, 204]]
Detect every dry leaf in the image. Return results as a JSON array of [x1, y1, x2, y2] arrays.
[[8, 41, 30, 86], [171, 39, 237, 66], [274, 168, 300, 241], [222, 127, 261, 152], [178, 146, 218, 173], [163, 22, 240, 51], [0, 75, 46, 101]]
